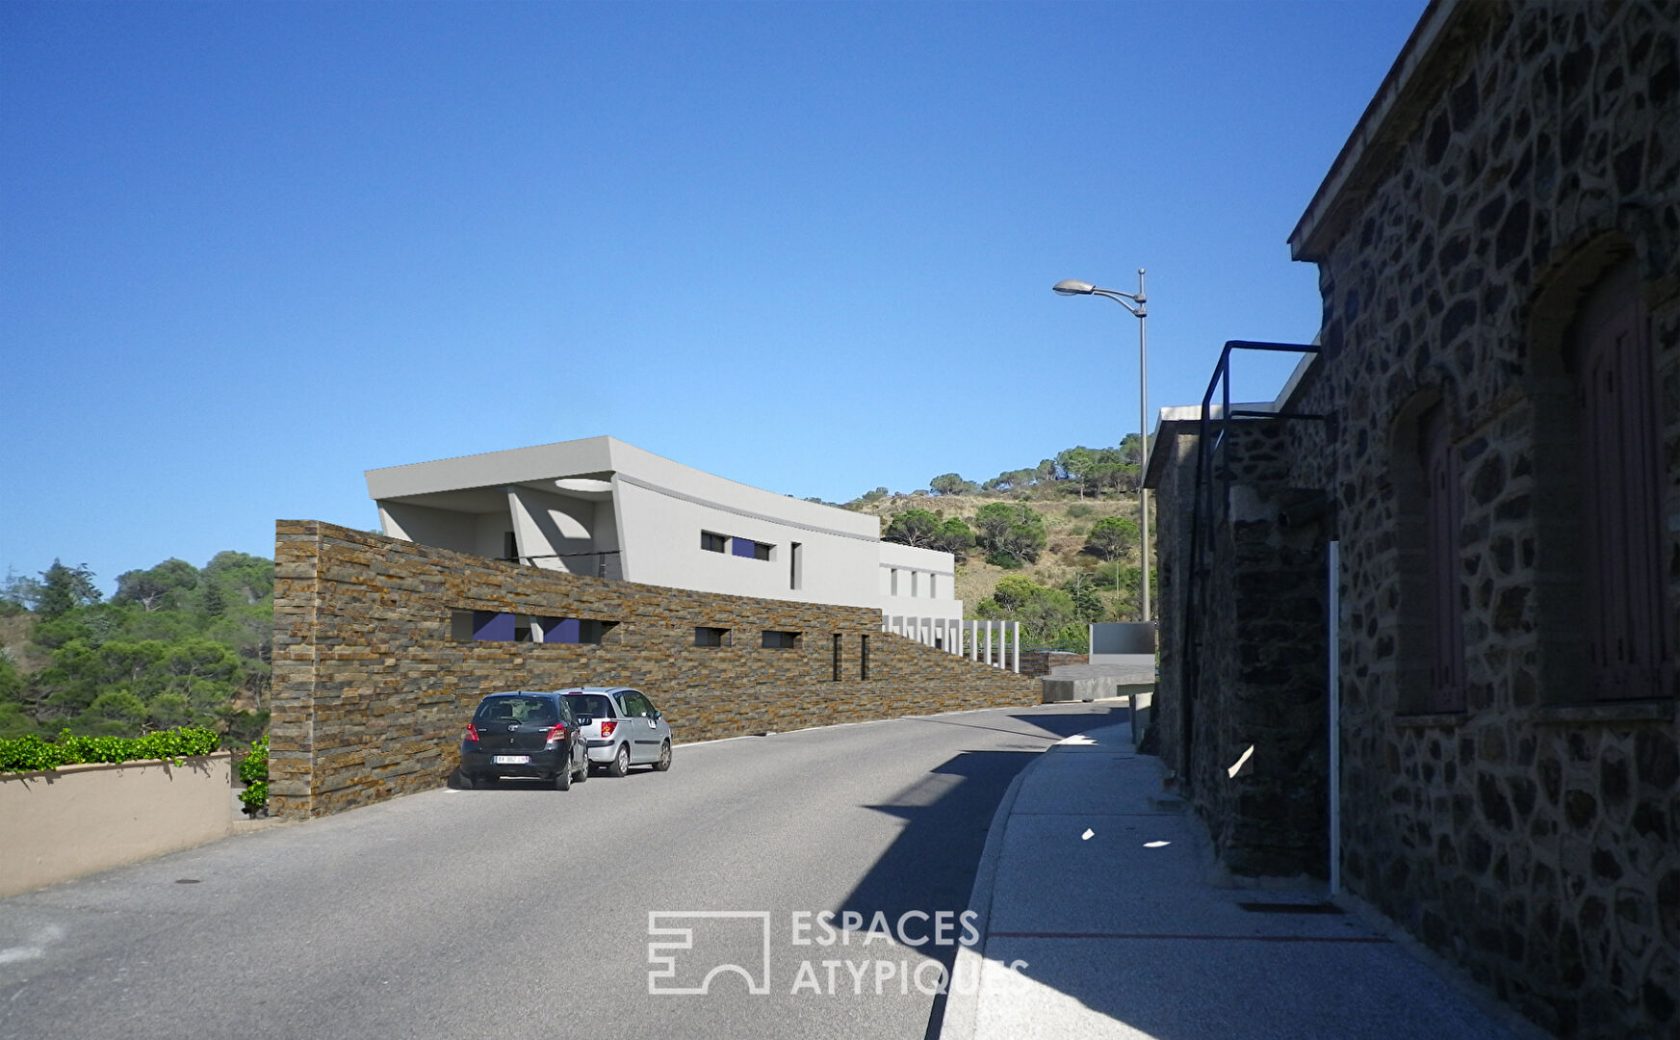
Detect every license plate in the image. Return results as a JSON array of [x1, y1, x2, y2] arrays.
[[492, 755, 530, 765]]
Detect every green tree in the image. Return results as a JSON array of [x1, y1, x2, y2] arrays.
[[1059, 573, 1106, 622], [81, 690, 148, 735], [935, 517, 975, 561], [0, 568, 39, 617], [35, 561, 101, 619], [974, 503, 1047, 566], [114, 558, 200, 612], [929, 473, 977, 496], [203, 551, 274, 605], [1086, 516, 1140, 560], [883, 508, 943, 548], [976, 577, 1084, 650]]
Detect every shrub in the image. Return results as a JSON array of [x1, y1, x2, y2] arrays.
[[0, 725, 220, 773], [238, 734, 269, 815]]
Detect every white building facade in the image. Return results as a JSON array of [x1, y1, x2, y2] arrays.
[[366, 437, 976, 643]]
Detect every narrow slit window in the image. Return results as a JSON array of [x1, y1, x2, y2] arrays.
[[832, 634, 843, 681]]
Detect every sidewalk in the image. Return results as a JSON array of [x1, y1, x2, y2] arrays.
[[940, 713, 1546, 1040]]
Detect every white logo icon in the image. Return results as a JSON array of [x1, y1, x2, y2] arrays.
[[647, 911, 773, 995]]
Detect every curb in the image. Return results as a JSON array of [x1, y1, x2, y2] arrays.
[[934, 739, 1042, 1040]]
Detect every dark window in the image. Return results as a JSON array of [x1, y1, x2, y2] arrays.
[[790, 542, 802, 590], [762, 630, 801, 649], [860, 635, 870, 680], [451, 610, 475, 641], [701, 531, 728, 553], [474, 696, 557, 726], [564, 693, 616, 719], [1421, 405, 1465, 712], [732, 538, 771, 561], [1568, 260, 1668, 699], [472, 611, 514, 641], [695, 626, 731, 648], [540, 617, 581, 643], [503, 532, 519, 562], [832, 634, 843, 681]]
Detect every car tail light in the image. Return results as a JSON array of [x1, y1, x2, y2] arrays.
[[600, 720, 617, 738], [465, 722, 480, 743], [544, 722, 568, 745]]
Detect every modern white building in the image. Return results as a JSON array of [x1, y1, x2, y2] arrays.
[[365, 436, 968, 633]]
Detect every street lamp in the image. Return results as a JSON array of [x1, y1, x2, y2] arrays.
[[1052, 269, 1151, 623]]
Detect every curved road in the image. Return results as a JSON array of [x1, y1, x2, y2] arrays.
[[0, 702, 1123, 1040]]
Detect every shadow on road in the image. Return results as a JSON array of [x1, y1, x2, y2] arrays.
[[828, 705, 1120, 1039]]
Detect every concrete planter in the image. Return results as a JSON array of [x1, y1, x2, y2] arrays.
[[0, 752, 235, 898]]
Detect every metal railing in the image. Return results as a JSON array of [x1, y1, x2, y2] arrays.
[[502, 549, 623, 580], [1179, 340, 1328, 794]]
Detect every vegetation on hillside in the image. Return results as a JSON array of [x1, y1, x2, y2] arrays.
[[0, 554, 273, 742], [0, 441, 1140, 735], [850, 437, 1151, 651]]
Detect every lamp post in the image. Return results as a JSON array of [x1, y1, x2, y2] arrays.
[[1052, 269, 1150, 623]]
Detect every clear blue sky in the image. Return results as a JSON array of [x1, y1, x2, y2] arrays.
[[1, 0, 1425, 592]]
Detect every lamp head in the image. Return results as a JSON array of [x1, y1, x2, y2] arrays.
[[1052, 279, 1096, 296]]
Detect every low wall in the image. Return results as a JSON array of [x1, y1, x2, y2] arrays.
[[1019, 651, 1086, 679], [274, 521, 1039, 818], [0, 753, 234, 898]]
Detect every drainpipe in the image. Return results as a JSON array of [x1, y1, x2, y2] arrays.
[[1328, 539, 1341, 896]]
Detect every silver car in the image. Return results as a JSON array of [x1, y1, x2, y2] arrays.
[[562, 687, 673, 777]]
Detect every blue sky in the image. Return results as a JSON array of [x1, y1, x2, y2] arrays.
[[1, 0, 1425, 592]]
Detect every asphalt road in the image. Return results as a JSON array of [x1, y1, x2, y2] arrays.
[[0, 702, 1123, 1040]]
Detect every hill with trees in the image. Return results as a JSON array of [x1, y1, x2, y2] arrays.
[[848, 437, 1152, 651], [0, 440, 1147, 737], [0, 554, 273, 742]]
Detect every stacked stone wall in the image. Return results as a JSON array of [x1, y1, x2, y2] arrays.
[[1282, 3, 1680, 1035], [271, 521, 1037, 819], [1019, 650, 1087, 678]]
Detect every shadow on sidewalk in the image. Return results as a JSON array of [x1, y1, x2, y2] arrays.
[[826, 706, 1121, 1040]]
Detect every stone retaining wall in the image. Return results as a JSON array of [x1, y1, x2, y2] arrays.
[[272, 520, 1037, 818]]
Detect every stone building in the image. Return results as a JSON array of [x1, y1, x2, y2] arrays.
[[1143, 1, 1679, 1036]]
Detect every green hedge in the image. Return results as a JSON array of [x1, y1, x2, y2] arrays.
[[238, 734, 268, 814], [0, 726, 221, 774]]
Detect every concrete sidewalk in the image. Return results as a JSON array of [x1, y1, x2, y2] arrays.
[[940, 713, 1545, 1040]]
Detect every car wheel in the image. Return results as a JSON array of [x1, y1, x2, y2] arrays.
[[573, 744, 588, 783], [654, 740, 672, 772], [555, 762, 572, 791], [608, 743, 630, 778], [456, 770, 474, 790]]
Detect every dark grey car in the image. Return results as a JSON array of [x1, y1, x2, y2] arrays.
[[459, 691, 590, 790]]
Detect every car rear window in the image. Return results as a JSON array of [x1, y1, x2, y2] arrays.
[[475, 697, 558, 725], [565, 694, 615, 719]]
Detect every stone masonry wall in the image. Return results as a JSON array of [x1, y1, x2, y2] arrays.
[[1281, 3, 1680, 1036], [1153, 419, 1330, 877], [272, 520, 1038, 819]]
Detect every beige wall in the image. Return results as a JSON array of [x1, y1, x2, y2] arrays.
[[0, 753, 234, 898]]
